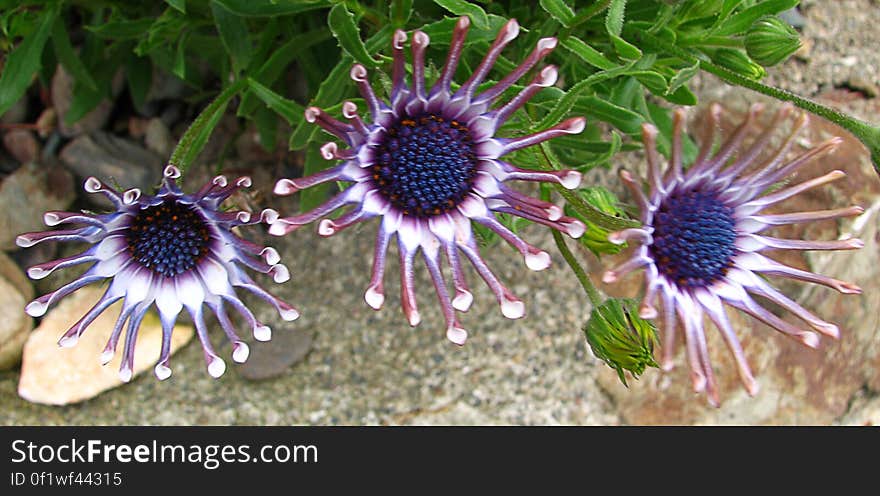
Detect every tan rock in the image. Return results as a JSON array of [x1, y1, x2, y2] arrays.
[[0, 250, 33, 301], [0, 162, 76, 250], [0, 274, 31, 370], [18, 285, 194, 405]]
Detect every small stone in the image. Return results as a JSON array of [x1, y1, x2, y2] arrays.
[[0, 162, 75, 250], [0, 250, 33, 301], [59, 132, 162, 208], [837, 394, 880, 426], [3, 129, 41, 164], [144, 118, 174, 159], [17, 285, 195, 406], [845, 77, 879, 98], [0, 272, 32, 370], [239, 326, 315, 381]]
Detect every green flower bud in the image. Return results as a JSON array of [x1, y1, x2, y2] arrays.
[[710, 48, 767, 80], [565, 187, 628, 257], [745, 15, 802, 67], [584, 298, 659, 387]]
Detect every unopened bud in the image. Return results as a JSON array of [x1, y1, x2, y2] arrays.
[[565, 187, 628, 257], [745, 15, 802, 67], [584, 298, 658, 386], [710, 48, 767, 80]]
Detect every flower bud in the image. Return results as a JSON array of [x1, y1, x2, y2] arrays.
[[745, 15, 802, 67], [710, 48, 766, 80], [584, 298, 659, 386], [565, 187, 628, 257]]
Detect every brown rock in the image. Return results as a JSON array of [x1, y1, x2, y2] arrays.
[[0, 273, 32, 370], [0, 250, 33, 301], [0, 162, 75, 250], [59, 132, 162, 208], [144, 118, 174, 159], [2, 129, 40, 164], [18, 285, 195, 406], [239, 326, 315, 381]]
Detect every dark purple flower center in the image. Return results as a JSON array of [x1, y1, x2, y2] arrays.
[[371, 113, 477, 217], [127, 200, 211, 277], [650, 186, 737, 288]]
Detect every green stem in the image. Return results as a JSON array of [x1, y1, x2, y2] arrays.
[[552, 229, 604, 306], [678, 35, 743, 49], [630, 29, 880, 174], [168, 78, 248, 175], [540, 184, 604, 306]]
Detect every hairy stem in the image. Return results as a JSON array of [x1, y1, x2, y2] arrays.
[[553, 229, 604, 306]]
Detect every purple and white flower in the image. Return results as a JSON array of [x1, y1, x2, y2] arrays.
[[17, 165, 298, 381], [603, 103, 864, 406], [269, 17, 586, 344]]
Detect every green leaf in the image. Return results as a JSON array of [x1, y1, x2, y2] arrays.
[[246, 77, 304, 126], [0, 3, 58, 116], [390, 0, 413, 26], [212, 0, 331, 17], [605, 0, 626, 37], [239, 29, 331, 116], [610, 34, 641, 60], [126, 55, 152, 111], [172, 32, 188, 80], [328, 3, 382, 69], [64, 42, 128, 125], [253, 103, 278, 151], [85, 18, 155, 39], [633, 70, 667, 95], [535, 60, 678, 130], [539, 0, 575, 27], [561, 37, 616, 70], [714, 0, 799, 36], [662, 84, 697, 106], [534, 77, 596, 131], [133, 7, 187, 57], [210, 0, 253, 74], [432, 0, 490, 30], [169, 79, 248, 173], [51, 17, 97, 91], [165, 0, 186, 13], [575, 95, 645, 135], [667, 61, 700, 95], [553, 135, 640, 155], [419, 14, 507, 45]]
